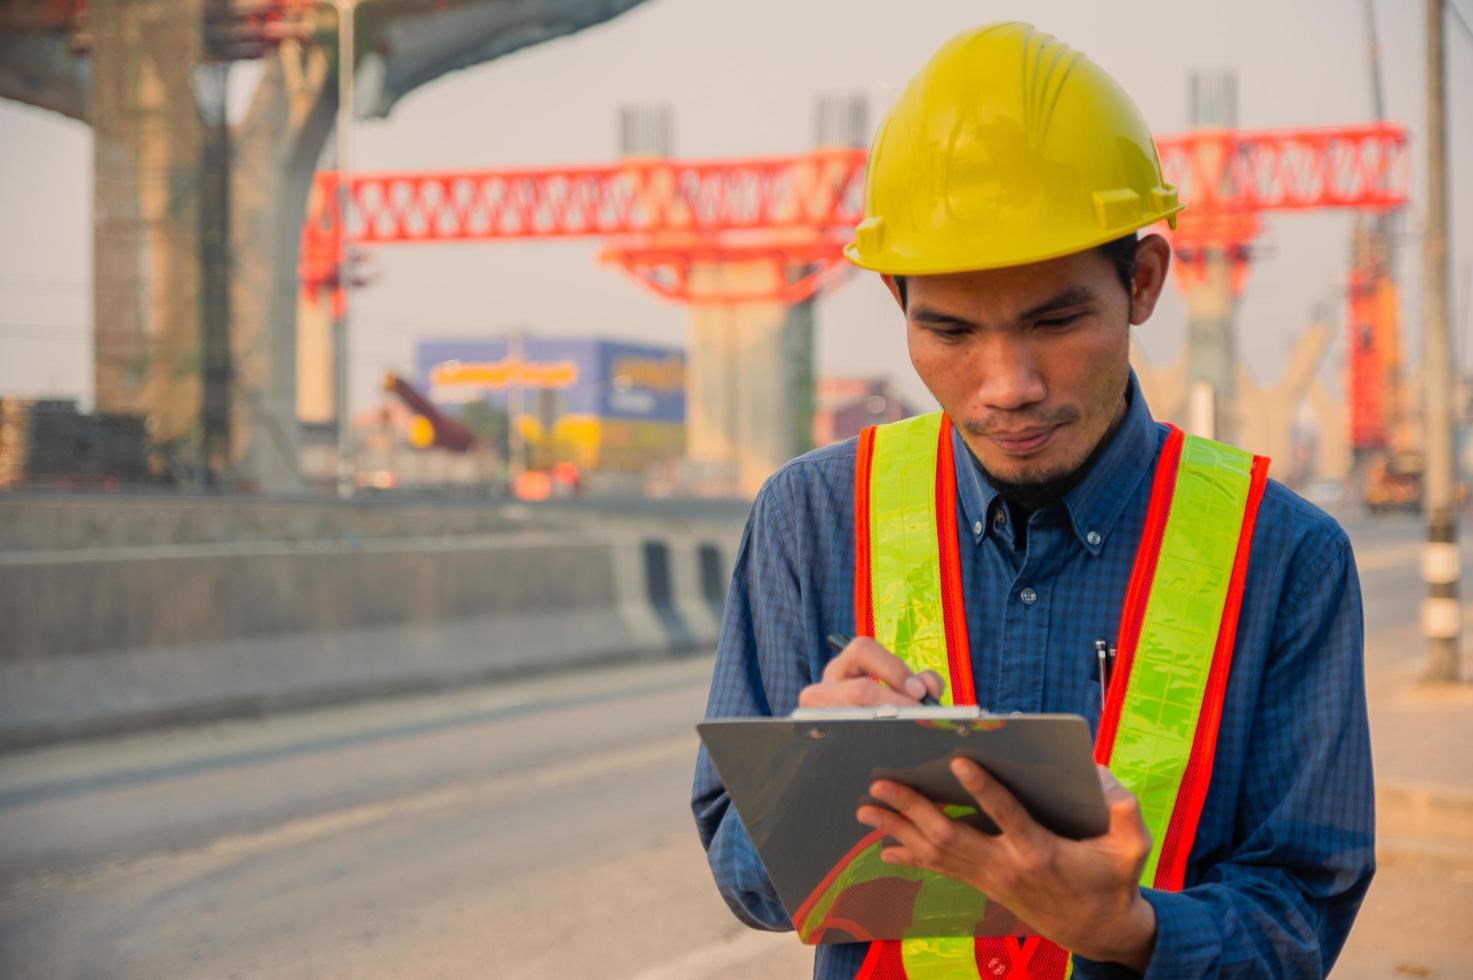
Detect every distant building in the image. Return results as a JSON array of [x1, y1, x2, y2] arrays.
[[415, 337, 685, 474], [813, 378, 922, 446], [0, 398, 154, 490]]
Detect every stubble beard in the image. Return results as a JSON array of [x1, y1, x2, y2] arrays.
[[960, 372, 1131, 511]]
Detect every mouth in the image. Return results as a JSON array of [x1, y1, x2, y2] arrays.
[[987, 425, 1060, 457]]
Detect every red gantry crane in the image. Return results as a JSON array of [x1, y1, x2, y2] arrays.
[[300, 123, 1407, 307]]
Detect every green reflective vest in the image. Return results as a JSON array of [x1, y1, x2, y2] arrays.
[[828, 411, 1268, 980]]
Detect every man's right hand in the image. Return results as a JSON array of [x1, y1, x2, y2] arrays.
[[797, 637, 946, 707]]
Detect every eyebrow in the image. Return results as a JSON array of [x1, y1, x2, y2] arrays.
[[1019, 285, 1096, 320], [910, 285, 1098, 329]]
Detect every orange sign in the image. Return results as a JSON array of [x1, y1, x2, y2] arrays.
[[429, 357, 579, 391], [611, 355, 684, 394]]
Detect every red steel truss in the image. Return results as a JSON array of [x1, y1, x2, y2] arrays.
[[300, 123, 1407, 305], [299, 150, 868, 305], [1159, 123, 1408, 293]]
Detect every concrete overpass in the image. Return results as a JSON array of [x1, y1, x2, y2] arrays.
[[0, 0, 651, 489]]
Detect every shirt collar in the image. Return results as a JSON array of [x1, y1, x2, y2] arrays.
[[950, 371, 1162, 554], [952, 425, 1000, 544]]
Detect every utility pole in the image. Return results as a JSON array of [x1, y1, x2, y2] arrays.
[[334, 0, 357, 499], [508, 329, 526, 487], [197, 46, 232, 489], [1422, 0, 1461, 682], [1362, 0, 1387, 122]]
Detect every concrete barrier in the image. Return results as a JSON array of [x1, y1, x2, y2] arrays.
[[0, 528, 740, 749], [0, 492, 751, 551], [0, 493, 535, 551], [2, 534, 630, 658]]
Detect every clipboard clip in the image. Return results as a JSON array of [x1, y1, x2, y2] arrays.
[[790, 705, 988, 721]]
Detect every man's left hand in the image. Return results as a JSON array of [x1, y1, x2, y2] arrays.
[[856, 760, 1157, 971]]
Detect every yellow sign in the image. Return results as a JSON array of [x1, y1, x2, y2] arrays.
[[429, 357, 579, 391], [408, 415, 436, 449]]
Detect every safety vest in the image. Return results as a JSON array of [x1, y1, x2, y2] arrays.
[[835, 411, 1269, 980]]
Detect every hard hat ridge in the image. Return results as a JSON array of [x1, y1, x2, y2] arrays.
[[845, 21, 1183, 277], [1017, 25, 1082, 151]]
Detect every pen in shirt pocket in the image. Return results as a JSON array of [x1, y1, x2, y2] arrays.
[[1094, 638, 1117, 707], [826, 633, 942, 707]]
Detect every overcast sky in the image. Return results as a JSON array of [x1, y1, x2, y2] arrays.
[[2, 0, 1470, 416]]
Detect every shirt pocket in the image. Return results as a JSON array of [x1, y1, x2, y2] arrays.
[[1082, 671, 1103, 742]]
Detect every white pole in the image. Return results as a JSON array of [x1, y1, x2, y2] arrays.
[[334, 0, 357, 499], [1422, 0, 1461, 681]]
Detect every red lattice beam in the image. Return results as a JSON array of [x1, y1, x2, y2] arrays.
[[1159, 123, 1408, 217], [1160, 122, 1407, 292], [301, 123, 1407, 304], [307, 149, 867, 245]]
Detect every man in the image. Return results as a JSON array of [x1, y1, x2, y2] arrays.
[[692, 21, 1372, 980]]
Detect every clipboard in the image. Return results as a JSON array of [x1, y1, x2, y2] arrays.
[[697, 709, 1106, 944]]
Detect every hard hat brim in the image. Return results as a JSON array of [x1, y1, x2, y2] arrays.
[[844, 205, 1185, 278]]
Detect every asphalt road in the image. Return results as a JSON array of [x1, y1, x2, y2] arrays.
[[0, 512, 1468, 979]]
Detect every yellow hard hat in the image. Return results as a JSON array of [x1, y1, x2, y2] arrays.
[[845, 22, 1183, 276]]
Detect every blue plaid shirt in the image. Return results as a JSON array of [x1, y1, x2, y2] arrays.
[[692, 376, 1374, 979]]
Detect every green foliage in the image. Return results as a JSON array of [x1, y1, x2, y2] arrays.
[[458, 400, 509, 457]]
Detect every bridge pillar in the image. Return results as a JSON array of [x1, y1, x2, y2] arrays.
[[228, 45, 335, 491], [1138, 318, 1337, 485], [90, 0, 206, 473], [1185, 252, 1240, 442], [679, 93, 865, 497], [684, 263, 812, 496], [1183, 71, 1243, 444]]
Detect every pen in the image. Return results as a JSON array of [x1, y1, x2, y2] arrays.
[[826, 633, 942, 706], [1095, 638, 1109, 708]]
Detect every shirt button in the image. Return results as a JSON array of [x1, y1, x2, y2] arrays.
[[1019, 587, 1037, 605], [973, 520, 984, 536], [994, 509, 1007, 527], [1087, 530, 1102, 547]]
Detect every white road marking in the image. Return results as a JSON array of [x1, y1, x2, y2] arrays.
[[1, 734, 697, 905]]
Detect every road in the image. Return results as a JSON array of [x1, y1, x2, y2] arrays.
[[0, 513, 1468, 979]]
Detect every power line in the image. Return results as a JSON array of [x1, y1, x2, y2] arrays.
[[0, 321, 89, 335], [0, 277, 89, 294]]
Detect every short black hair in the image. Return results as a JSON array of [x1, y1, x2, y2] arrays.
[[893, 232, 1138, 308]]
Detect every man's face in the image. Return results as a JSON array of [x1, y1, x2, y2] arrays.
[[888, 238, 1168, 486]]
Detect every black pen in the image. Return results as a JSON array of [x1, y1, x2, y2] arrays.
[[825, 633, 942, 707]]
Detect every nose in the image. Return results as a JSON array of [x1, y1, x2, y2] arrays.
[[970, 332, 1046, 412]]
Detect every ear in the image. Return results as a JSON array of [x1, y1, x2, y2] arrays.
[[881, 274, 906, 312], [1127, 234, 1172, 326]]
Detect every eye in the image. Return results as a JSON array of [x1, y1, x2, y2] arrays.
[[923, 324, 970, 343], [1035, 313, 1084, 332]]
